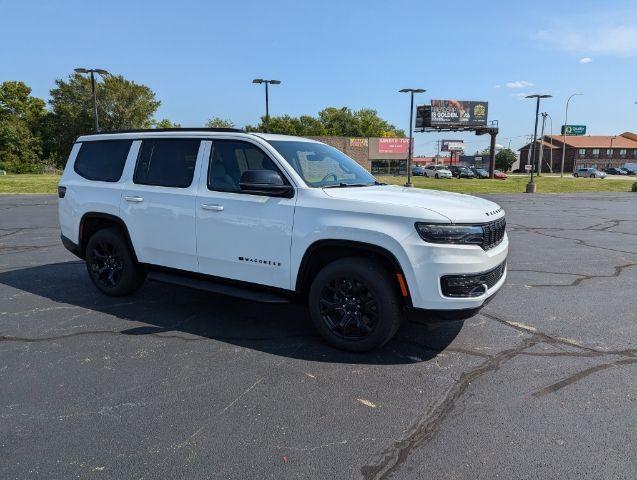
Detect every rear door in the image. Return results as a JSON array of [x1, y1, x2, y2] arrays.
[[120, 138, 204, 271]]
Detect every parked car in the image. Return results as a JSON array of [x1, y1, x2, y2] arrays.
[[620, 167, 636, 175], [58, 129, 508, 352], [573, 168, 606, 178], [411, 165, 426, 176], [423, 165, 452, 179], [471, 167, 490, 179], [604, 167, 627, 175], [448, 165, 475, 178], [494, 170, 508, 180]]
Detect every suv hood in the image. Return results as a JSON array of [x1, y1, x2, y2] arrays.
[[323, 185, 503, 223]]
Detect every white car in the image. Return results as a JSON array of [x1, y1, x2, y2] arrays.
[[58, 129, 508, 351], [423, 165, 453, 178], [573, 167, 606, 178]]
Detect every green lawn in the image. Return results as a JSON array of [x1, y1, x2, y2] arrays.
[[0, 173, 635, 195], [377, 174, 637, 194], [0, 174, 61, 194]]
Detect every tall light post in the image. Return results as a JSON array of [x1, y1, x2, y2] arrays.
[[252, 79, 281, 133], [74, 68, 110, 132], [561, 93, 583, 177], [399, 88, 426, 187], [525, 94, 552, 192]]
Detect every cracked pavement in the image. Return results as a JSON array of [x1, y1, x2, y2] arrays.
[[0, 194, 636, 479]]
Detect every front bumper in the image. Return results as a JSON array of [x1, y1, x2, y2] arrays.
[[402, 230, 508, 311]]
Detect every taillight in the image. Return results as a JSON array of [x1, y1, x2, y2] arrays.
[[58, 186, 67, 198]]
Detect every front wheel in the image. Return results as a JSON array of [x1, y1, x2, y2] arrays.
[[574, 173, 579, 177], [308, 257, 403, 352], [590, 174, 595, 178], [435, 173, 439, 179], [85, 227, 146, 296]]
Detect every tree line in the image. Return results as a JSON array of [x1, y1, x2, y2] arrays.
[[0, 73, 404, 173]]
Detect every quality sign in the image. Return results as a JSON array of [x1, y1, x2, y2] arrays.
[[561, 125, 586, 136]]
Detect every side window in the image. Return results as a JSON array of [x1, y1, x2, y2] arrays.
[[208, 140, 281, 192], [74, 140, 132, 182], [134, 139, 200, 188]]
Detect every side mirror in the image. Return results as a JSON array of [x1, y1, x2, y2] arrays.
[[239, 170, 294, 197]]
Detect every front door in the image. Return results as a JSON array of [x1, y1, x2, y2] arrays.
[[195, 139, 296, 290], [120, 138, 204, 271]]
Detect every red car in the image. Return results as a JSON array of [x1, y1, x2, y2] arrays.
[[494, 170, 508, 180]]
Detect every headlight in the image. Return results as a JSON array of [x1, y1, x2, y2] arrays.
[[415, 223, 484, 245]]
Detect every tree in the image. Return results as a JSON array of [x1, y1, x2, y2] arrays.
[[46, 73, 160, 167], [0, 81, 47, 173], [495, 148, 517, 171], [205, 117, 234, 129], [244, 107, 403, 137], [154, 119, 181, 129]]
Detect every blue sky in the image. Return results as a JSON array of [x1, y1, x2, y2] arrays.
[[2, 0, 636, 155]]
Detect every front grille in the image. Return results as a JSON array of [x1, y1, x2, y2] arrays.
[[481, 217, 506, 250], [440, 261, 507, 298]]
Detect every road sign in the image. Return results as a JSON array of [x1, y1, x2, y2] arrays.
[[561, 125, 586, 136], [524, 164, 532, 172]]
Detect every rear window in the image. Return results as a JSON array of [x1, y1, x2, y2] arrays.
[[74, 140, 132, 182], [133, 139, 200, 188]]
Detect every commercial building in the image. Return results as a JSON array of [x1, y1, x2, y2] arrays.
[[308, 136, 411, 174], [519, 132, 637, 172]]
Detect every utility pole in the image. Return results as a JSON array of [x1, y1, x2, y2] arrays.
[[74, 68, 110, 132], [538, 112, 547, 177], [399, 88, 426, 187], [525, 94, 552, 192], [561, 93, 583, 177]]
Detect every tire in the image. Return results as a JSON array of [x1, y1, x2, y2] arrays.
[[308, 257, 403, 352], [85, 227, 146, 296], [590, 174, 595, 178], [435, 173, 439, 179], [574, 173, 579, 178]]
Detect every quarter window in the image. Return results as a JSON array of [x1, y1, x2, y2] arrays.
[[208, 140, 282, 192], [134, 139, 200, 188], [74, 140, 132, 182]]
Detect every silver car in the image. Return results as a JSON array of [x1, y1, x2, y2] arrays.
[[573, 168, 606, 179], [423, 165, 453, 179]]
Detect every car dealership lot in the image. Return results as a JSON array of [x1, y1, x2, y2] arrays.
[[1, 194, 636, 479]]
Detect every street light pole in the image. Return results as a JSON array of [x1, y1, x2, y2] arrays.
[[525, 94, 552, 192], [252, 79, 281, 133], [399, 88, 426, 187], [74, 68, 110, 132], [561, 93, 583, 177], [538, 112, 547, 177]]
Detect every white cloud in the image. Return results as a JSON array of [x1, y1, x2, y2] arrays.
[[579, 57, 593, 63], [505, 80, 534, 89], [494, 84, 501, 89], [537, 9, 637, 57]]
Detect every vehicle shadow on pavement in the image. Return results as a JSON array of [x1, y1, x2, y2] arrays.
[[0, 261, 464, 365]]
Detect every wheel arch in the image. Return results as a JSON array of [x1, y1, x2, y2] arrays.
[[79, 212, 138, 262], [294, 239, 411, 306]]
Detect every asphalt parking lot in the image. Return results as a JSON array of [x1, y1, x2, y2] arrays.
[[1, 193, 636, 480]]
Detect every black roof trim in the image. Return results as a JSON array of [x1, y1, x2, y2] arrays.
[[88, 128, 245, 135]]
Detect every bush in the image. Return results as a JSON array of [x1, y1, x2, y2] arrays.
[[632, 182, 637, 192]]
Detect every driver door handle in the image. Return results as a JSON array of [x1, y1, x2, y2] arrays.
[[201, 203, 224, 212], [124, 196, 144, 203]]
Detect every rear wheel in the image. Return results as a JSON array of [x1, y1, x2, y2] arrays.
[[85, 228, 146, 296], [590, 174, 595, 178], [574, 173, 579, 177], [435, 173, 439, 179], [308, 257, 403, 352]]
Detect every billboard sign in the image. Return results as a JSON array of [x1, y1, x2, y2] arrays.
[[377, 138, 411, 154], [429, 100, 488, 127], [441, 140, 465, 152], [561, 125, 586, 136]]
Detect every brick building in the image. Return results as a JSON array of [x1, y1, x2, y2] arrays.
[[308, 136, 411, 174], [519, 132, 637, 173]]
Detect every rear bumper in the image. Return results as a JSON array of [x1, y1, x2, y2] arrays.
[[61, 235, 83, 259]]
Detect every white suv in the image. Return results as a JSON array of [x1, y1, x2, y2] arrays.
[[58, 129, 508, 351]]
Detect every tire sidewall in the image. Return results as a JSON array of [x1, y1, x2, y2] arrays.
[[308, 257, 403, 352], [85, 228, 145, 296]]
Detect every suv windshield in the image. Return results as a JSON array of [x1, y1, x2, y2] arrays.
[[268, 140, 376, 187]]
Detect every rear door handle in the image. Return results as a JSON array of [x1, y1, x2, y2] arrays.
[[201, 203, 224, 211], [124, 196, 144, 203]]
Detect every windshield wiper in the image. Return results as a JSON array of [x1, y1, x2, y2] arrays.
[[323, 182, 374, 188]]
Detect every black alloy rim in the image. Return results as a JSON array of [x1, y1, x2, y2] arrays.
[[90, 241, 123, 288], [319, 276, 379, 340]]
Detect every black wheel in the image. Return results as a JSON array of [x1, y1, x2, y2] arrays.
[[435, 173, 439, 179], [308, 257, 403, 352], [85, 227, 146, 296], [590, 174, 595, 178], [574, 173, 579, 177]]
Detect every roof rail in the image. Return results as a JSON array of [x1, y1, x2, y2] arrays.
[[88, 127, 245, 134]]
